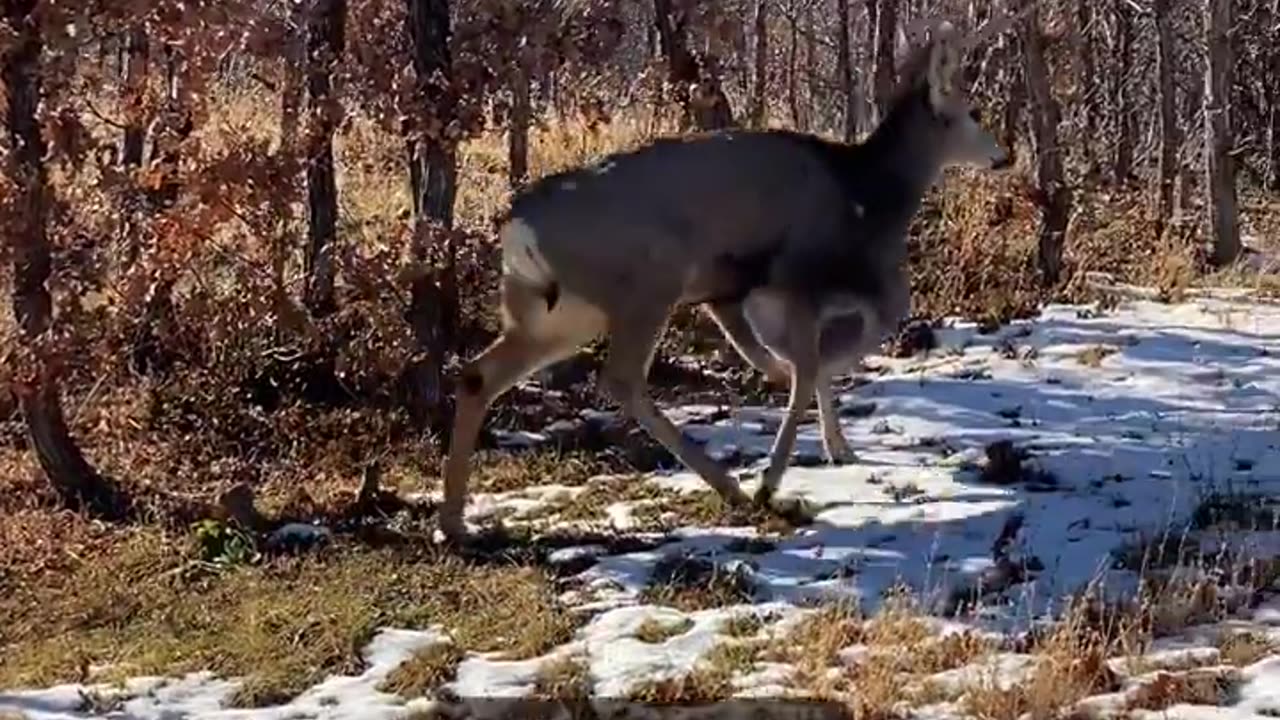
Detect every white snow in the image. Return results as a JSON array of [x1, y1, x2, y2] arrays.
[[4, 294, 1280, 717], [0, 627, 448, 719]]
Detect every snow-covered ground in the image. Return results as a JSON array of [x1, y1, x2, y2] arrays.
[[5, 294, 1280, 719]]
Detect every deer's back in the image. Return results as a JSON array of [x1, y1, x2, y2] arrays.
[[506, 131, 849, 309]]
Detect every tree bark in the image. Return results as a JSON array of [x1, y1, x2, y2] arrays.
[[804, 2, 817, 132], [121, 25, 148, 167], [1179, 75, 1203, 215], [281, 0, 306, 152], [868, 0, 897, 125], [654, 0, 735, 130], [1204, 0, 1241, 265], [302, 0, 346, 318], [3, 1, 125, 519], [403, 0, 459, 429], [1153, 0, 1179, 237], [837, 0, 858, 141], [1018, 3, 1070, 285], [1109, 0, 1135, 185], [749, 0, 769, 128], [1073, 0, 1100, 181], [277, 0, 306, 297], [787, 1, 803, 131], [508, 40, 532, 191], [119, 24, 149, 264], [1266, 0, 1280, 191], [999, 34, 1025, 165]]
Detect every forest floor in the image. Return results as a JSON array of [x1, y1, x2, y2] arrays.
[[4, 288, 1280, 719]]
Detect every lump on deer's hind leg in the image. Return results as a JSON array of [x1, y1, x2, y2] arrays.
[[460, 369, 485, 396], [543, 281, 560, 311]]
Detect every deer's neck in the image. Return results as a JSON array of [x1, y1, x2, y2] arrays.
[[858, 93, 945, 203]]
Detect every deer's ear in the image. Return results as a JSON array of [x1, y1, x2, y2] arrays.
[[927, 23, 960, 109]]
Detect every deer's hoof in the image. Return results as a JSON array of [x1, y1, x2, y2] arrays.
[[825, 441, 859, 466], [753, 480, 775, 507]]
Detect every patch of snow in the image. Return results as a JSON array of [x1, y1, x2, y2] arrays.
[[0, 627, 448, 719], [925, 653, 1039, 694], [7, 296, 1280, 713]]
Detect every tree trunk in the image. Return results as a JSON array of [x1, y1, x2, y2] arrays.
[[1153, 0, 1179, 237], [787, 2, 803, 130], [1204, 0, 1240, 266], [869, 0, 897, 125], [121, 25, 148, 167], [837, 0, 858, 141], [749, 0, 769, 128], [302, 0, 346, 318], [1073, 0, 1100, 182], [404, 0, 459, 429], [804, 3, 817, 132], [508, 42, 532, 191], [3, 1, 125, 519], [1109, 0, 1135, 185], [281, 0, 305, 151], [1019, 3, 1070, 285], [999, 34, 1025, 164], [1178, 75, 1204, 216], [1266, 0, 1280, 191], [277, 0, 306, 297], [129, 44, 191, 377], [119, 24, 149, 264], [654, 0, 735, 130]]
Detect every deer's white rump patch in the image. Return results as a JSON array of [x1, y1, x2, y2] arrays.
[[500, 218, 554, 287]]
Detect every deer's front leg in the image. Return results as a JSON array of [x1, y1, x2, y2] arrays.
[[816, 380, 857, 464], [746, 292, 820, 505]]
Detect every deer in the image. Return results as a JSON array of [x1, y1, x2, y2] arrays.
[[436, 13, 1025, 545]]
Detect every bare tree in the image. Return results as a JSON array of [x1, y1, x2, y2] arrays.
[[1266, 0, 1280, 191], [302, 0, 346, 318], [1179, 73, 1203, 214], [867, 0, 898, 124], [1072, 0, 1100, 181], [787, 0, 803, 130], [403, 0, 459, 427], [508, 11, 533, 191], [1154, 0, 1179, 237], [4, 0, 124, 518], [1019, 1, 1070, 284], [749, 0, 769, 128], [803, 2, 818, 132], [1109, 0, 1136, 185], [1203, 0, 1241, 265], [121, 25, 148, 167], [998, 33, 1025, 164], [280, 0, 306, 152], [654, 0, 735, 130], [836, 0, 858, 141]]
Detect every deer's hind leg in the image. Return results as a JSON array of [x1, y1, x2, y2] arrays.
[[701, 300, 789, 385], [599, 305, 751, 508], [440, 279, 605, 543]]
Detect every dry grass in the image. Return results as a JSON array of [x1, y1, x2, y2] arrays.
[[1217, 631, 1280, 667], [532, 654, 593, 702], [720, 612, 769, 639], [640, 554, 758, 612], [1124, 666, 1243, 712], [0, 528, 577, 706], [626, 640, 764, 703], [379, 642, 466, 699], [634, 617, 695, 644]]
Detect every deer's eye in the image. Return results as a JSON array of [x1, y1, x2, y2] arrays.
[[969, 108, 982, 123]]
